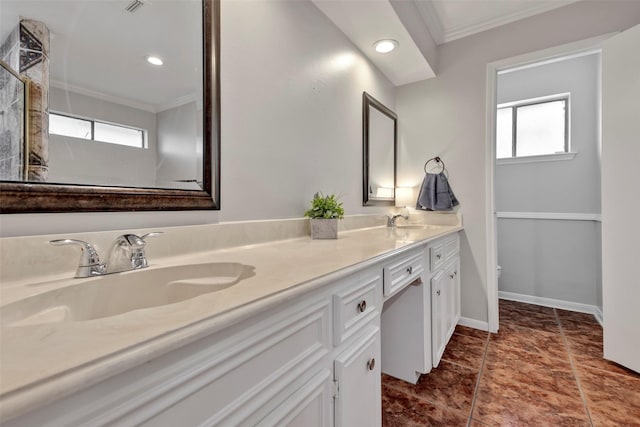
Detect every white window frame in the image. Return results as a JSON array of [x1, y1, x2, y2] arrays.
[[496, 93, 574, 164], [49, 111, 148, 149]]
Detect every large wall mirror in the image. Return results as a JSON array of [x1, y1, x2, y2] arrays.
[[362, 92, 397, 206], [0, 0, 220, 213]]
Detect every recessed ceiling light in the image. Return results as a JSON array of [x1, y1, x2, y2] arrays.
[[147, 56, 163, 66], [373, 39, 398, 54]]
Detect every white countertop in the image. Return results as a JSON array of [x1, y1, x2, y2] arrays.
[[0, 222, 462, 420]]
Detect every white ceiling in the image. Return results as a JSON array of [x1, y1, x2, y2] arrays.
[[315, 0, 580, 86]]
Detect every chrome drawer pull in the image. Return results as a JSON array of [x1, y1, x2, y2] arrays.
[[436, 254, 441, 260], [357, 300, 367, 313], [406, 266, 413, 274], [450, 274, 455, 279], [367, 358, 376, 371], [437, 290, 441, 296]]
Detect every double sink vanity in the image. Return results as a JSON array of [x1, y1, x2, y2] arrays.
[[0, 213, 462, 426]]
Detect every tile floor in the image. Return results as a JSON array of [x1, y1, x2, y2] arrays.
[[381, 299, 640, 426]]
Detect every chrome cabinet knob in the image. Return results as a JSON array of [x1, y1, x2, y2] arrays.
[[437, 290, 441, 296], [367, 358, 376, 371], [357, 300, 367, 313], [436, 254, 441, 260], [406, 266, 413, 274], [450, 274, 455, 279]]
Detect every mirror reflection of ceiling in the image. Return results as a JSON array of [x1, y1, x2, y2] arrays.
[[0, 0, 201, 112]]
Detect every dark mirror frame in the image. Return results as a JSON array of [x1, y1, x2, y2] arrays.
[[0, 0, 220, 213], [362, 92, 397, 206]]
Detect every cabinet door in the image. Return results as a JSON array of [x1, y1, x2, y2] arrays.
[[334, 327, 381, 427], [256, 369, 332, 427], [452, 257, 461, 326], [431, 271, 446, 367], [444, 259, 456, 342]]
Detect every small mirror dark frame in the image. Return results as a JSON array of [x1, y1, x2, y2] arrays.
[[362, 92, 397, 206], [0, 0, 221, 213]]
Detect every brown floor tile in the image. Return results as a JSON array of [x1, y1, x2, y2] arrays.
[[485, 341, 572, 372], [499, 299, 555, 316], [490, 323, 570, 362], [454, 324, 490, 340], [555, 308, 599, 325], [473, 380, 590, 426], [468, 420, 492, 427], [382, 384, 468, 427], [382, 361, 478, 415], [577, 365, 640, 427], [499, 307, 561, 334], [560, 318, 603, 343], [442, 332, 487, 370], [482, 348, 581, 403], [381, 300, 638, 426], [566, 335, 640, 378]]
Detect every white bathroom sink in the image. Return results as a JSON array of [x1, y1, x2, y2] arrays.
[[1, 262, 256, 327]]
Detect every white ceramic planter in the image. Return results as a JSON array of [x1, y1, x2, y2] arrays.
[[310, 218, 338, 239]]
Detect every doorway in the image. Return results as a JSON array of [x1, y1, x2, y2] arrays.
[[484, 35, 611, 333]]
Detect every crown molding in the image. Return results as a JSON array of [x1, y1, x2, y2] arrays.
[[50, 79, 157, 113], [442, 1, 577, 44], [413, 0, 445, 45], [414, 0, 577, 45]]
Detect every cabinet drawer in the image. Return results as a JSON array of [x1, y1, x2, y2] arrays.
[[383, 250, 424, 297], [333, 271, 381, 346]]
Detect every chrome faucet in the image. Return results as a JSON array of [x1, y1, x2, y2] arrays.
[[387, 214, 409, 227], [50, 239, 106, 277], [50, 232, 162, 278]]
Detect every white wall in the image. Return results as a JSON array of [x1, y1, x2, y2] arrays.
[[48, 86, 158, 187], [396, 1, 640, 324], [156, 101, 199, 187], [496, 54, 601, 307], [1, 0, 395, 236], [220, 0, 394, 221]]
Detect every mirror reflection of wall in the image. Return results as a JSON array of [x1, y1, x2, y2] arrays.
[[0, 0, 204, 190]]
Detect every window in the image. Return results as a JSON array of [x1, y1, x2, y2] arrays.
[[496, 95, 569, 159], [49, 113, 147, 148]]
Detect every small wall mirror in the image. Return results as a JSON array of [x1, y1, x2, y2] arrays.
[[0, 0, 220, 213], [362, 92, 397, 206]]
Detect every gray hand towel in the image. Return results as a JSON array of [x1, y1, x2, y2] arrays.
[[416, 172, 459, 211]]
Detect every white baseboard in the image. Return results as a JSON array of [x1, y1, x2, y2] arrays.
[[594, 306, 604, 327], [457, 316, 490, 332], [499, 291, 603, 323]]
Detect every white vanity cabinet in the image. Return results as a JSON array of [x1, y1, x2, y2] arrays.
[[3, 230, 461, 427], [428, 234, 460, 368], [4, 269, 382, 427]]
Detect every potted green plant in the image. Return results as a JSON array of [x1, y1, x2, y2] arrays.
[[304, 192, 345, 239]]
